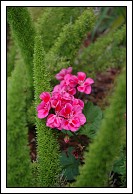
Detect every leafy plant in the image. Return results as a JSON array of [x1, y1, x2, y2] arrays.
[[80, 102, 103, 139], [60, 147, 80, 181]]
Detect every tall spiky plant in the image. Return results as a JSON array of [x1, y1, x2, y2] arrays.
[[73, 67, 126, 187], [7, 58, 32, 187], [33, 35, 61, 187], [7, 7, 35, 88]]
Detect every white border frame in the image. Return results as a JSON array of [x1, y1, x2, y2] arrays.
[[1, 1, 132, 193]]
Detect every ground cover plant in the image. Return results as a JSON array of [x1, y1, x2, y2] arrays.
[[7, 7, 126, 187]]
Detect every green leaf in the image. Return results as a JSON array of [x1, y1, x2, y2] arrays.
[[60, 147, 80, 181], [80, 102, 103, 139]]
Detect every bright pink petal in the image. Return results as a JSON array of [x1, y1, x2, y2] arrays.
[[38, 109, 49, 118], [84, 85, 91, 94], [70, 127, 79, 132], [51, 99, 58, 108], [73, 105, 82, 115], [84, 78, 94, 85], [79, 113, 86, 125], [47, 114, 55, 124], [73, 99, 84, 109], [66, 67, 72, 74], [39, 92, 51, 103], [37, 101, 45, 111], [77, 85, 85, 93], [71, 117, 80, 127], [62, 119, 69, 130], [68, 123, 79, 132], [68, 88, 76, 95], [55, 67, 72, 81], [55, 74, 63, 81], [65, 103, 73, 115], [55, 69, 66, 81], [55, 101, 62, 112], [77, 72, 86, 82]]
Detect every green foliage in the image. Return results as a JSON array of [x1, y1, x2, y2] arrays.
[[7, 37, 16, 77], [7, 59, 32, 187], [73, 68, 126, 187], [27, 100, 36, 126], [80, 102, 103, 139], [44, 8, 96, 76], [33, 35, 61, 187], [112, 146, 126, 187], [28, 7, 46, 22], [31, 161, 39, 187], [91, 7, 126, 40], [75, 25, 126, 77], [7, 7, 35, 87], [60, 147, 80, 181], [39, 7, 86, 52]]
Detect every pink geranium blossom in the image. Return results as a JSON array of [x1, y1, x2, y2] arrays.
[[59, 74, 78, 95], [37, 101, 51, 119], [60, 103, 86, 132], [37, 92, 51, 119], [55, 67, 72, 81], [77, 72, 94, 94], [72, 98, 84, 109], [39, 92, 51, 103], [46, 114, 63, 130], [37, 67, 94, 132]]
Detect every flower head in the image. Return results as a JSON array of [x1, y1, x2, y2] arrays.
[[55, 67, 72, 81], [77, 72, 94, 94], [37, 68, 94, 132]]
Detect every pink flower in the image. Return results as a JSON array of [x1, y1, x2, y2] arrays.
[[72, 98, 84, 109], [77, 72, 94, 94], [60, 103, 86, 132], [39, 92, 51, 103], [60, 80, 76, 95], [55, 67, 72, 81], [46, 114, 63, 130], [59, 74, 78, 95], [37, 101, 51, 119], [37, 92, 51, 119], [52, 84, 73, 106], [63, 74, 78, 88]]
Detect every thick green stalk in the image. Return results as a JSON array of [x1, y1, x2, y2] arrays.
[[33, 35, 61, 187], [7, 58, 32, 187], [73, 67, 126, 187], [7, 7, 35, 87]]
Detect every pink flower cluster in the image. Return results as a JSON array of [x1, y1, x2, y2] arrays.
[[37, 67, 94, 132]]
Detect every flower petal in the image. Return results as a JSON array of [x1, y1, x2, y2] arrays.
[[84, 85, 91, 94], [84, 78, 94, 85], [39, 92, 51, 103], [79, 113, 86, 125], [38, 109, 49, 118], [77, 85, 85, 93], [66, 67, 72, 74], [65, 103, 73, 115], [37, 101, 45, 111], [77, 72, 86, 82]]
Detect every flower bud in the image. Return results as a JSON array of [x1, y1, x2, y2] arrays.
[[64, 134, 70, 143]]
